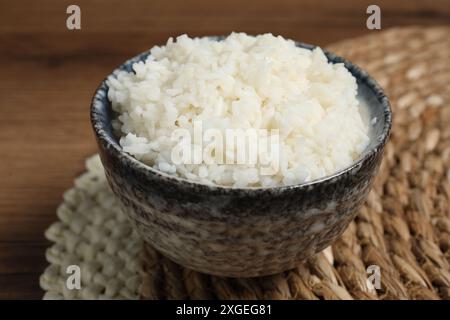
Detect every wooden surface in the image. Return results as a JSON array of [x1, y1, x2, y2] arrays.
[[0, 0, 449, 299]]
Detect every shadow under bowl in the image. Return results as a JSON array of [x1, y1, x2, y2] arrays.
[[91, 40, 392, 277]]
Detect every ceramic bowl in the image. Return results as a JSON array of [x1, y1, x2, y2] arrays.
[[91, 40, 392, 277]]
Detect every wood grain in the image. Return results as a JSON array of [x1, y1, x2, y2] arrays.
[[0, 0, 449, 299]]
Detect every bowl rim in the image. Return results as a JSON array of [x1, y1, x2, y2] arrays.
[[91, 37, 392, 194]]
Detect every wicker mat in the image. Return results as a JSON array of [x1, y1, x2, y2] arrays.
[[40, 26, 450, 300]]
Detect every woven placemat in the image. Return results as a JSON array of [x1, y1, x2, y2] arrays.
[[40, 26, 450, 300], [39, 155, 144, 299]]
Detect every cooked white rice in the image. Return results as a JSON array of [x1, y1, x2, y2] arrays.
[[107, 33, 369, 187]]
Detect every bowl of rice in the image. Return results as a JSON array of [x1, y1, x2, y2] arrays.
[[91, 33, 391, 277]]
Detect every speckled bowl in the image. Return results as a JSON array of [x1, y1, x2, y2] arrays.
[[91, 40, 392, 277]]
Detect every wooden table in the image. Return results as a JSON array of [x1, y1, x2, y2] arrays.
[[0, 0, 449, 299]]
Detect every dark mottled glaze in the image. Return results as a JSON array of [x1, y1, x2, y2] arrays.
[[90, 39, 392, 277]]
